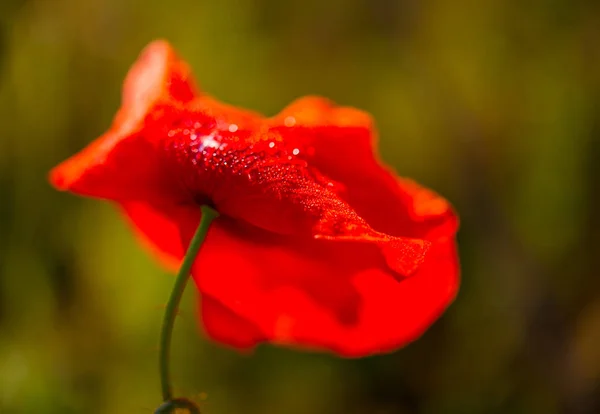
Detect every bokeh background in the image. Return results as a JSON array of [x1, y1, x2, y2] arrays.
[[1, 0, 600, 413]]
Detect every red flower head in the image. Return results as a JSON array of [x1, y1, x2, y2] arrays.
[[50, 41, 460, 357]]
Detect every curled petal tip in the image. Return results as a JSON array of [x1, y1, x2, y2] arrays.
[[48, 166, 66, 190], [381, 238, 432, 277], [123, 39, 196, 109], [49, 157, 81, 191], [144, 39, 174, 52]]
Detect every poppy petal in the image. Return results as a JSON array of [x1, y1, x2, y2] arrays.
[[119, 201, 190, 269], [49, 40, 197, 201], [200, 296, 266, 350], [191, 218, 458, 357], [216, 156, 431, 278], [270, 97, 458, 241]]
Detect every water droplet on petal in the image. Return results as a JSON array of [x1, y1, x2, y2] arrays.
[[269, 142, 275, 148], [292, 148, 300, 155], [284, 116, 296, 127], [228, 124, 238, 133], [199, 132, 221, 151]]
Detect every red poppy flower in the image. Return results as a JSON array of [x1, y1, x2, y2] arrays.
[[50, 41, 459, 357]]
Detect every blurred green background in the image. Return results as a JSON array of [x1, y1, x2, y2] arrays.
[[1, 0, 600, 413]]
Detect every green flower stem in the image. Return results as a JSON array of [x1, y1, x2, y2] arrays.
[[158, 205, 219, 404]]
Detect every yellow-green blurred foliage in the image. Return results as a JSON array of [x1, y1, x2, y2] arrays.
[[1, 0, 600, 413]]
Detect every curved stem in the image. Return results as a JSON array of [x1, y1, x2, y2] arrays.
[[158, 205, 219, 402]]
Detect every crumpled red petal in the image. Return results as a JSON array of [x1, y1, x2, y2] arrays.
[[49, 40, 197, 201], [189, 217, 458, 357], [269, 96, 458, 242], [212, 148, 432, 277]]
